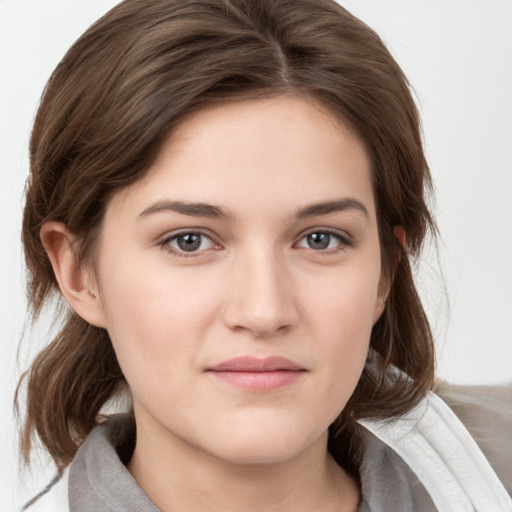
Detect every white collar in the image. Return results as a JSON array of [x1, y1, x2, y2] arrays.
[[358, 391, 512, 511]]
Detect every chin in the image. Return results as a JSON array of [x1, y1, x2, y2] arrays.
[[215, 443, 305, 466], [204, 423, 326, 466]]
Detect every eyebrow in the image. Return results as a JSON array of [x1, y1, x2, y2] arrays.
[[137, 200, 236, 221], [296, 198, 368, 219], [137, 197, 368, 221]]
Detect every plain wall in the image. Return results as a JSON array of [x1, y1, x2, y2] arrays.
[[1, 1, 511, 509]]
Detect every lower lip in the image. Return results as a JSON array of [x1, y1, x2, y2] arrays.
[[209, 370, 304, 391]]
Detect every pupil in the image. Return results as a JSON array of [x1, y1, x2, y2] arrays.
[[177, 234, 201, 251], [308, 232, 330, 250]]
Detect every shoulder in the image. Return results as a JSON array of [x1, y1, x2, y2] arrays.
[[21, 468, 69, 512], [435, 381, 512, 495]]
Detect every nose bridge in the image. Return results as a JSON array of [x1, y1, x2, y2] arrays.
[[224, 242, 296, 336]]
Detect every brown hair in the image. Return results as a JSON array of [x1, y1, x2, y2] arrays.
[[18, 0, 436, 475]]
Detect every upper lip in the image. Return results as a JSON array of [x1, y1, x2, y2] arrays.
[[208, 356, 304, 372]]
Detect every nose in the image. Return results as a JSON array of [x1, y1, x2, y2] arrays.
[[222, 248, 298, 338]]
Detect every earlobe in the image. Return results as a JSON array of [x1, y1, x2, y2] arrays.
[[372, 294, 387, 325], [40, 222, 107, 328], [393, 225, 406, 249]]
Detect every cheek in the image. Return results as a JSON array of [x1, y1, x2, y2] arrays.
[[298, 262, 381, 407], [307, 263, 381, 341], [97, 256, 221, 389], [318, 286, 374, 375]]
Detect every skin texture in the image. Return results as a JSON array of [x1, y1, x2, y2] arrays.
[[41, 96, 386, 511]]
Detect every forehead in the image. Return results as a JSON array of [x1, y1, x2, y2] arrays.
[[106, 95, 376, 222]]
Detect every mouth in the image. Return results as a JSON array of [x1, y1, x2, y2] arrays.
[[207, 356, 306, 391]]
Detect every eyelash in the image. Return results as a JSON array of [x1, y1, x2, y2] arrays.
[[160, 230, 219, 258], [295, 228, 354, 254], [159, 228, 353, 258]]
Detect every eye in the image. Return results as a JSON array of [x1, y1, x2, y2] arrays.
[[163, 231, 217, 255], [295, 230, 350, 251]]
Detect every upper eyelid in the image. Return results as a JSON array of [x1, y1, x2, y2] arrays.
[[160, 228, 217, 243], [296, 226, 352, 241]]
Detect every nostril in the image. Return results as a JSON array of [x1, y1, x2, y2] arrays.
[[223, 301, 297, 337]]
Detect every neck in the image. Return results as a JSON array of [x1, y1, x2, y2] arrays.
[[127, 414, 360, 512]]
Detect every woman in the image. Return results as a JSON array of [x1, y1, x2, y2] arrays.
[[17, 0, 512, 510]]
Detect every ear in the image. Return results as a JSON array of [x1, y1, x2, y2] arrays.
[[372, 226, 406, 325], [40, 222, 107, 328], [393, 225, 406, 249]]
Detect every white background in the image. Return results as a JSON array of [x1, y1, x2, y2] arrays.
[[1, 1, 511, 509]]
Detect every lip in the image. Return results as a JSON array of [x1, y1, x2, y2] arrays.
[[207, 356, 306, 391], [209, 356, 304, 372]]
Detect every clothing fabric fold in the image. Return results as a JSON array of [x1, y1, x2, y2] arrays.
[[358, 391, 512, 511]]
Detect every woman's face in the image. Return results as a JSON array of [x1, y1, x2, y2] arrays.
[[93, 96, 384, 465]]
